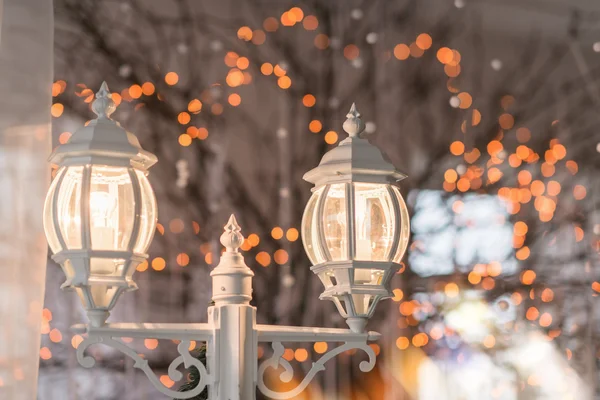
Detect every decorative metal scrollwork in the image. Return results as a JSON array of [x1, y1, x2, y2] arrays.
[[257, 341, 376, 400], [77, 335, 212, 399]]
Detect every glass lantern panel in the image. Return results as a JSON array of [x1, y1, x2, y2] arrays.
[[43, 167, 65, 253], [90, 258, 127, 277], [89, 166, 135, 251], [322, 184, 348, 261], [301, 187, 326, 264], [353, 183, 395, 261], [133, 170, 157, 254], [89, 285, 120, 309], [57, 166, 84, 249], [351, 294, 374, 315], [75, 287, 92, 309], [390, 186, 410, 263], [353, 268, 385, 285], [332, 297, 349, 317]]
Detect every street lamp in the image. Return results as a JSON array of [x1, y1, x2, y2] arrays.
[[43, 82, 158, 327], [302, 104, 410, 333], [43, 84, 410, 400]]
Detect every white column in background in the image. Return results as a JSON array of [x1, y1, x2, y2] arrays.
[[0, 0, 53, 399]]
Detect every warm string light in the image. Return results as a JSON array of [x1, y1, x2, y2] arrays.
[[133, 219, 301, 272], [437, 46, 585, 232]]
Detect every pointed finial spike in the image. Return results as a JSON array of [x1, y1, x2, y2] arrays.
[[98, 81, 110, 96], [225, 214, 240, 232], [347, 102, 360, 119], [343, 102, 365, 137], [221, 214, 244, 252], [92, 81, 117, 119]]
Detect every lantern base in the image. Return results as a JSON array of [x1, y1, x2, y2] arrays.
[[346, 317, 368, 333], [87, 310, 110, 327]]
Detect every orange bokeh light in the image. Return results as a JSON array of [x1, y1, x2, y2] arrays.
[[152, 257, 166, 271], [457, 92, 472, 109], [176, 253, 190, 267], [444, 169, 458, 183], [261, 63, 273, 75], [271, 227, 283, 239], [228, 93, 242, 106], [573, 185, 587, 200], [324, 131, 338, 144], [165, 72, 179, 85], [521, 270, 536, 285], [314, 342, 328, 353], [303, 15, 318, 30], [302, 94, 316, 107], [526, 307, 539, 321], [343, 44, 359, 60], [278, 76, 291, 89], [450, 141, 465, 155], [393, 44, 410, 60], [256, 252, 271, 267], [436, 47, 453, 64], [498, 113, 514, 129], [416, 33, 432, 50], [309, 120, 322, 133]]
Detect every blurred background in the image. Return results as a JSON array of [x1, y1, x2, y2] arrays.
[[38, 0, 600, 399]]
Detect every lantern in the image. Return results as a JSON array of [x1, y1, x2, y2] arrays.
[[301, 104, 410, 332], [43, 82, 157, 327]]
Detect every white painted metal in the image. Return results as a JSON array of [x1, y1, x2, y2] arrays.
[[127, 167, 143, 250], [256, 324, 381, 342], [46, 101, 400, 399], [210, 305, 257, 400], [49, 82, 157, 170], [50, 167, 68, 249], [345, 182, 356, 260], [257, 340, 376, 400], [77, 335, 212, 399], [302, 103, 407, 187], [209, 215, 257, 400], [210, 215, 254, 305], [69, 214, 380, 399], [71, 322, 214, 340]]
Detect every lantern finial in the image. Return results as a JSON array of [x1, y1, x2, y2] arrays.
[[221, 214, 244, 252], [92, 81, 116, 119], [343, 103, 365, 137]]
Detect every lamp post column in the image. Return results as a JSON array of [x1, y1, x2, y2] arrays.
[[209, 215, 257, 400]]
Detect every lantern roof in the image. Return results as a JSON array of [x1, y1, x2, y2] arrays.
[[303, 103, 407, 187], [49, 81, 157, 170]]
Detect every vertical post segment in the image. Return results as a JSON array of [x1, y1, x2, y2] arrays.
[[209, 305, 257, 400], [210, 215, 257, 400]]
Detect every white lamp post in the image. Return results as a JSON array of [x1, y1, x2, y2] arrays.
[[43, 85, 410, 400]]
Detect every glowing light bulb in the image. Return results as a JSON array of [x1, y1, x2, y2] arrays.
[[89, 188, 118, 275], [90, 191, 116, 227], [90, 177, 119, 275]]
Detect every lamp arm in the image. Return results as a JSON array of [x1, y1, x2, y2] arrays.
[[256, 325, 379, 400], [74, 323, 214, 400]]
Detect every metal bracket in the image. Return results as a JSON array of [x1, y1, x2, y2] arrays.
[[256, 325, 379, 400], [257, 340, 376, 400], [74, 323, 214, 399]]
